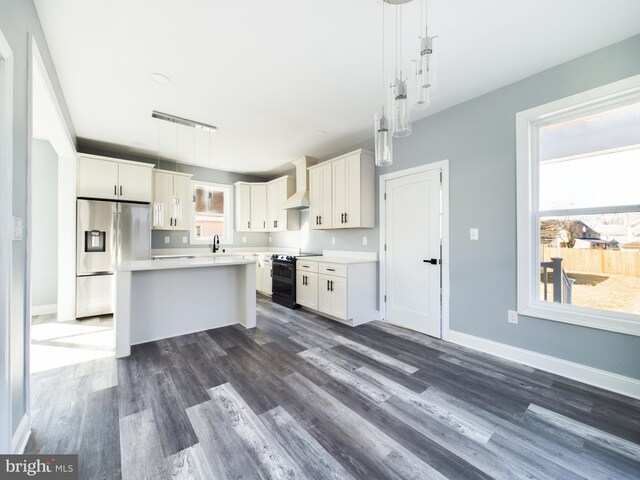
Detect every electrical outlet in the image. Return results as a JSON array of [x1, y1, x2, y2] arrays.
[[182, 236, 188, 244], [164, 236, 170, 244], [242, 236, 247, 244], [362, 236, 368, 246], [470, 228, 479, 240], [269, 236, 272, 243], [332, 236, 336, 245], [508, 310, 518, 324]]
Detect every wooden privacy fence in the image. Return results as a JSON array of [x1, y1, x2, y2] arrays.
[[542, 246, 640, 277]]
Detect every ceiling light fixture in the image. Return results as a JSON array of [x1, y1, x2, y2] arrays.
[[413, 0, 436, 109], [150, 73, 171, 84], [315, 130, 327, 137], [151, 110, 217, 133]]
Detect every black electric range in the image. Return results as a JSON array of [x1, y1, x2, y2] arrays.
[[271, 253, 321, 308]]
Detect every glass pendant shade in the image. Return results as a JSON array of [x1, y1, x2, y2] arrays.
[[413, 60, 431, 109], [392, 77, 411, 137], [374, 110, 393, 167]]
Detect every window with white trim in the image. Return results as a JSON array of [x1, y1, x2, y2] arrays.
[[190, 181, 233, 245], [516, 75, 640, 336]]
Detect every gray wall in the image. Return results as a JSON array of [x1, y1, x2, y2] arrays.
[[30, 140, 58, 307], [272, 35, 640, 380], [1, 0, 76, 438], [76, 145, 270, 249]]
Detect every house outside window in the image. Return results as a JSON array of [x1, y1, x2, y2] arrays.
[[516, 75, 640, 336], [190, 181, 233, 245]]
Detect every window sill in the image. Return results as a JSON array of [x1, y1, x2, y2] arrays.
[[519, 303, 640, 336]]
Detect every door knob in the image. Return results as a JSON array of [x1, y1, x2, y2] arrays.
[[423, 258, 439, 265]]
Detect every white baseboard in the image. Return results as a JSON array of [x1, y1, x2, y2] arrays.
[[30, 304, 57, 316], [11, 414, 30, 454], [444, 329, 640, 401]]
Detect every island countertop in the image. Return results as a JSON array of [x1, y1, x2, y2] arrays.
[[117, 256, 255, 272]]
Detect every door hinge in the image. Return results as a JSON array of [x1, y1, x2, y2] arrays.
[[384, 295, 387, 302], [440, 171, 443, 183], [384, 244, 387, 251], [384, 193, 387, 200]]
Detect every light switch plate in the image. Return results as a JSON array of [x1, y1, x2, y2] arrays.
[[164, 236, 170, 244], [269, 236, 272, 243], [362, 236, 368, 246], [182, 236, 187, 244], [508, 310, 518, 324], [470, 228, 479, 240], [242, 236, 247, 243], [331, 237, 336, 245], [12, 217, 23, 241]]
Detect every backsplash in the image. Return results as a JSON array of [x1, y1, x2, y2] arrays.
[[151, 230, 268, 249]]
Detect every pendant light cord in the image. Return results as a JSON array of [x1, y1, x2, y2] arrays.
[[381, 0, 385, 105]]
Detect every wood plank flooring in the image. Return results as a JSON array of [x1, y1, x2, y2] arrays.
[[26, 295, 640, 479]]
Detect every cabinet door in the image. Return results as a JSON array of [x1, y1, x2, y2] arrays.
[[250, 184, 267, 231], [118, 163, 152, 202], [330, 275, 348, 320], [262, 265, 273, 295], [296, 271, 307, 307], [276, 178, 291, 231], [77, 157, 119, 200], [318, 274, 333, 315], [152, 171, 173, 230], [266, 181, 279, 231], [343, 154, 362, 228], [332, 160, 347, 228], [235, 183, 251, 232], [320, 165, 333, 229], [304, 272, 318, 310], [309, 168, 322, 231], [172, 175, 192, 230]]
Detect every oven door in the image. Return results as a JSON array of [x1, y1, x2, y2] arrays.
[[272, 261, 294, 298]]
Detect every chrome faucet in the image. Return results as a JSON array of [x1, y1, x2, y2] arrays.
[[212, 235, 220, 253]]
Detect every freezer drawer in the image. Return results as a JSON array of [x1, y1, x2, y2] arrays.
[[76, 274, 114, 318]]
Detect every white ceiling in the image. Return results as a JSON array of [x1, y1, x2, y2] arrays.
[[35, 0, 640, 175]]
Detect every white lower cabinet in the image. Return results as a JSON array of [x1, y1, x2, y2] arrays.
[[296, 271, 318, 311], [261, 264, 272, 295], [296, 260, 376, 326]]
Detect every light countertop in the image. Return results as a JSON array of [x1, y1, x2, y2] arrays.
[[118, 256, 255, 272], [297, 256, 377, 265]]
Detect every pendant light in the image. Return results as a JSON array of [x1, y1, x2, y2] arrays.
[[375, 0, 393, 166], [153, 118, 165, 228], [413, 0, 436, 109], [391, 5, 411, 137]]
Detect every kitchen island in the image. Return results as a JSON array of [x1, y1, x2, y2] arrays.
[[114, 256, 256, 358]]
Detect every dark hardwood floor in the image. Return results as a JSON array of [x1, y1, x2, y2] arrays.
[[27, 295, 640, 479]]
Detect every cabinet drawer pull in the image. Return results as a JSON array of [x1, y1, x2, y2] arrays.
[[301, 265, 309, 268], [326, 268, 335, 271]]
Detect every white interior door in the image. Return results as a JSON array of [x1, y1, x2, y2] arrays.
[[384, 169, 441, 337]]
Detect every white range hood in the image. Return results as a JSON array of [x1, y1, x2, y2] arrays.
[[282, 156, 317, 210]]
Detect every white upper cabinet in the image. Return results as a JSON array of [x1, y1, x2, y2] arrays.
[[250, 184, 267, 231], [77, 154, 153, 202], [309, 163, 332, 230], [118, 163, 153, 203], [235, 176, 299, 232], [308, 149, 374, 230], [152, 169, 193, 231], [235, 183, 252, 232]]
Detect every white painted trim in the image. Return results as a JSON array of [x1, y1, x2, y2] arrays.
[[30, 304, 57, 316], [445, 329, 640, 401], [379, 160, 450, 339], [11, 414, 30, 454], [516, 74, 640, 336], [0, 27, 14, 455]]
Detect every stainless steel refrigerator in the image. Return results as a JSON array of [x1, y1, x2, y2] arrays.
[[76, 199, 151, 318]]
